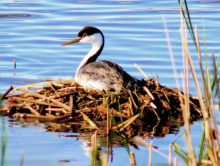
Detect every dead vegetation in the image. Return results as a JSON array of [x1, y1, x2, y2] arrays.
[[1, 77, 202, 137]]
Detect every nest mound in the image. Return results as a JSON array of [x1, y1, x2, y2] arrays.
[[1, 78, 202, 136]]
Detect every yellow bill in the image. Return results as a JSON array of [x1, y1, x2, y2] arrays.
[[60, 37, 81, 46]]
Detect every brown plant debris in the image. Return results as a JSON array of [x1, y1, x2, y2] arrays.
[[1, 78, 202, 136]]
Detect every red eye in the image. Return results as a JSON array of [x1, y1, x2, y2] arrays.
[[82, 35, 85, 38]]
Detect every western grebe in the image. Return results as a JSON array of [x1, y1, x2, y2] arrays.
[[61, 26, 137, 92]]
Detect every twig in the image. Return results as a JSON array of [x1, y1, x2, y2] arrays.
[[143, 86, 155, 100], [80, 112, 99, 130], [134, 63, 148, 79], [2, 85, 13, 100], [14, 86, 71, 112], [24, 103, 41, 115]]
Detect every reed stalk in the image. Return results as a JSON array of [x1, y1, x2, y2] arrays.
[[148, 142, 152, 166], [129, 152, 136, 166], [169, 144, 172, 166], [91, 131, 98, 166], [174, 0, 220, 165], [179, 14, 196, 165], [20, 149, 25, 166], [1, 116, 8, 166]]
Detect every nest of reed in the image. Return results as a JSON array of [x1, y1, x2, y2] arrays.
[[1, 77, 202, 137]]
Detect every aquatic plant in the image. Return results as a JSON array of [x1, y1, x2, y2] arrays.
[[171, 0, 220, 165], [1, 111, 9, 166]]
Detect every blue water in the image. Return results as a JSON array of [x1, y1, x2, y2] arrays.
[[1, 0, 220, 165]]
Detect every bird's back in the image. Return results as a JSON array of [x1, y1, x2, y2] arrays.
[[76, 60, 137, 92]]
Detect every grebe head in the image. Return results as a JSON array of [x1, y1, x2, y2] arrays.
[[60, 26, 105, 83], [61, 26, 104, 47]]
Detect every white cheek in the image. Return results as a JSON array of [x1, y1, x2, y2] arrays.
[[79, 33, 102, 44], [79, 35, 95, 43], [79, 37, 91, 43]]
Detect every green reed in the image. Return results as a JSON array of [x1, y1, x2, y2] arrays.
[[109, 98, 130, 154], [1, 114, 9, 166]]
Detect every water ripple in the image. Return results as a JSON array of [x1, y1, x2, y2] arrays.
[[0, 13, 34, 18]]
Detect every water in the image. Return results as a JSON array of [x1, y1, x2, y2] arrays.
[[1, 0, 220, 165]]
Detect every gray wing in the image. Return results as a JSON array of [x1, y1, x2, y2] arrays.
[[77, 60, 137, 92]]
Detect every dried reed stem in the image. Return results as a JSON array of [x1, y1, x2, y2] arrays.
[[129, 152, 136, 166], [119, 114, 139, 132], [112, 114, 139, 131], [179, 19, 196, 166], [91, 130, 98, 166], [101, 151, 108, 166], [13, 113, 56, 119], [15, 86, 71, 112], [194, 25, 220, 165], [169, 144, 172, 166], [24, 103, 40, 115], [134, 63, 148, 79], [1, 85, 13, 100], [174, 157, 177, 166], [80, 112, 99, 130], [143, 86, 155, 100], [148, 142, 152, 166]]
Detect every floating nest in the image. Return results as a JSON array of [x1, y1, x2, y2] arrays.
[[1, 77, 202, 138]]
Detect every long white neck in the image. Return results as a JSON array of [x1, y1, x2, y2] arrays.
[[75, 33, 104, 82]]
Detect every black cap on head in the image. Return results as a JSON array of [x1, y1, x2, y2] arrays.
[[78, 26, 103, 37]]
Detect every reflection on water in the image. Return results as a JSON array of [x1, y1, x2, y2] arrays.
[[8, 117, 182, 164], [6, 109, 201, 165]]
